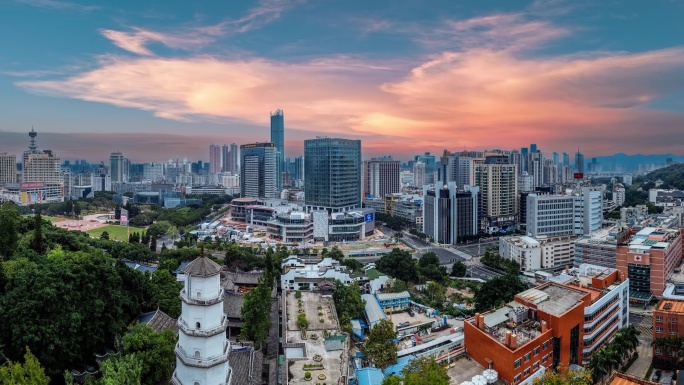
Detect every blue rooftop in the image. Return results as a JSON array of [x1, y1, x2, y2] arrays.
[[174, 260, 191, 274], [123, 259, 158, 274], [138, 311, 156, 324], [362, 293, 387, 326], [357, 368, 384, 385], [383, 355, 414, 378]]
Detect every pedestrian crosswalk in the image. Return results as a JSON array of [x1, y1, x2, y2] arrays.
[[634, 315, 653, 339]]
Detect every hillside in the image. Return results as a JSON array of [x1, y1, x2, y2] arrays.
[[637, 163, 684, 190]]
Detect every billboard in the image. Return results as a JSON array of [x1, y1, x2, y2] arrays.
[[573, 173, 584, 179], [20, 181, 45, 189], [365, 212, 374, 223], [120, 208, 129, 226]]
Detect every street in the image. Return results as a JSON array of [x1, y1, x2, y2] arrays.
[[454, 239, 500, 257], [467, 264, 505, 281]]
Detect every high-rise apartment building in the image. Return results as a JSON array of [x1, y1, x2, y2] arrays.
[[240, 142, 276, 199], [228, 143, 239, 174], [363, 157, 400, 199], [423, 183, 479, 244], [414, 152, 436, 184], [0, 153, 17, 184], [413, 162, 426, 188], [575, 151, 585, 174], [209, 144, 221, 174], [562, 152, 570, 167], [475, 163, 518, 233], [110, 151, 126, 183], [304, 137, 361, 213]]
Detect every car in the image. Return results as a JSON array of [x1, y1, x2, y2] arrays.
[[652, 370, 661, 382], [408, 310, 415, 317]]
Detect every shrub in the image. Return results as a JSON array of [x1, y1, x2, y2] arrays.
[[295, 291, 302, 299], [305, 371, 312, 379]]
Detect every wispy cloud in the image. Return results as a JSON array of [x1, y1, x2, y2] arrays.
[[223, 0, 298, 34], [12, 0, 99, 11], [14, 11, 684, 156], [355, 18, 392, 34], [100, 27, 220, 56]]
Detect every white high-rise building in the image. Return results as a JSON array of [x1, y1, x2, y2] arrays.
[[110, 152, 126, 183], [612, 184, 626, 206], [363, 158, 400, 198], [0, 153, 17, 184], [173, 255, 232, 385], [209, 144, 222, 174]]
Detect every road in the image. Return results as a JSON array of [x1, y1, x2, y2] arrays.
[[453, 239, 500, 257], [467, 264, 506, 281]]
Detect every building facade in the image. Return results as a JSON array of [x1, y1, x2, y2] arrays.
[[363, 158, 400, 199], [304, 137, 361, 213], [0, 153, 16, 184], [653, 299, 684, 363], [110, 152, 126, 183], [209, 144, 222, 174], [526, 194, 575, 237], [474, 163, 518, 233], [240, 142, 276, 199]]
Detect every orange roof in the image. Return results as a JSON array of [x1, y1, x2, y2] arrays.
[[609, 371, 658, 385], [569, 285, 602, 302], [656, 299, 684, 313]]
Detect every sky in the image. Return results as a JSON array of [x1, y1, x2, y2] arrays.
[[1, 0, 684, 162]]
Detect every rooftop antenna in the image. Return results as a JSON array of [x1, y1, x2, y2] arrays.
[[28, 126, 37, 151]]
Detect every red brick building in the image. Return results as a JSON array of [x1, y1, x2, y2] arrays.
[[653, 299, 684, 363]]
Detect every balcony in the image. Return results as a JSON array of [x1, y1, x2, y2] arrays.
[[178, 315, 228, 338], [175, 342, 229, 369], [180, 288, 224, 306], [172, 370, 231, 385]]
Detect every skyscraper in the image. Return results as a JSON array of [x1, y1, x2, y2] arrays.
[[110, 152, 125, 183], [530, 144, 538, 153], [413, 161, 426, 188], [363, 157, 400, 199], [562, 152, 570, 167], [414, 152, 436, 184], [209, 144, 221, 174], [0, 153, 17, 184], [240, 142, 276, 198], [474, 163, 518, 233], [221, 144, 230, 172], [423, 183, 479, 244], [228, 143, 239, 174], [271, 109, 285, 189], [575, 151, 585, 174], [304, 137, 361, 213]]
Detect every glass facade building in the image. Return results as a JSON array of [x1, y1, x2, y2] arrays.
[[240, 142, 276, 199], [270, 109, 284, 189], [304, 137, 361, 213]]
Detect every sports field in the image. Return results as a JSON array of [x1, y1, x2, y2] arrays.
[[85, 225, 137, 241]]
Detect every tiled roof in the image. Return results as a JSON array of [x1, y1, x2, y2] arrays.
[[223, 292, 246, 319], [656, 299, 684, 313], [138, 309, 178, 336], [183, 256, 222, 277], [609, 371, 659, 385], [229, 348, 263, 385]]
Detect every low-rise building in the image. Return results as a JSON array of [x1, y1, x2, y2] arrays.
[[280, 256, 353, 291], [364, 193, 422, 227], [575, 226, 631, 268], [652, 299, 684, 364], [267, 212, 314, 243], [500, 235, 576, 271], [649, 189, 684, 207]]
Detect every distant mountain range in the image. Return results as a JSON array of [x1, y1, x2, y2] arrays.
[[589, 153, 684, 172]]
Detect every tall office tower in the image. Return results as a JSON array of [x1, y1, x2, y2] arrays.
[[520, 147, 529, 173], [240, 142, 276, 198], [530, 144, 537, 153], [575, 187, 602, 235], [22, 129, 62, 186], [413, 161, 426, 188], [510, 150, 521, 175], [562, 152, 570, 167], [423, 183, 479, 244], [552, 152, 559, 165], [543, 158, 558, 185], [414, 152, 436, 184], [575, 151, 585, 174], [271, 109, 285, 190], [363, 157, 400, 199], [304, 137, 361, 213], [474, 163, 518, 233], [110, 152, 125, 183], [0, 153, 17, 183], [221, 144, 230, 172], [209, 144, 221, 174]]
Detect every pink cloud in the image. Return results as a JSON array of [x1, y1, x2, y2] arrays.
[[15, 13, 684, 157]]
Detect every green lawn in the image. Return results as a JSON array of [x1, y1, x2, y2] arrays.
[[85, 225, 141, 241]]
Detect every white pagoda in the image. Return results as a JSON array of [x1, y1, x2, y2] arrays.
[[172, 255, 232, 385]]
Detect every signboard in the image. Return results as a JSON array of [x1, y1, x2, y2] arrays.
[[365, 212, 374, 223], [20, 181, 45, 189], [120, 208, 129, 226], [573, 173, 584, 179]]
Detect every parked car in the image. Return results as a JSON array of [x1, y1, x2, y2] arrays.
[[408, 310, 415, 317]]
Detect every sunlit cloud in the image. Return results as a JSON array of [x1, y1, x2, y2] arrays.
[[14, 11, 684, 157]]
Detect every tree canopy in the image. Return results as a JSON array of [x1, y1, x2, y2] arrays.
[[362, 319, 398, 369], [474, 274, 527, 311], [0, 347, 50, 385], [376, 249, 418, 283]]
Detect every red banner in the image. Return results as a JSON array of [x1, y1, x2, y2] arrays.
[[20, 181, 45, 189]]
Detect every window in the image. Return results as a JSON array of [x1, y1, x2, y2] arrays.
[[670, 318, 678, 323], [534, 347, 540, 356], [514, 374, 521, 383], [524, 368, 531, 376], [524, 352, 531, 362], [656, 316, 663, 322], [514, 359, 521, 368], [533, 361, 540, 370], [542, 354, 548, 362], [542, 341, 548, 350], [196, 322, 201, 329], [656, 327, 663, 333], [656, 348, 663, 355]]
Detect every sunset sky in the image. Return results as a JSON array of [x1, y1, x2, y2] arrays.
[[1, 0, 684, 162]]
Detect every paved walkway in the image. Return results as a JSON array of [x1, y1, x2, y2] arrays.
[[626, 336, 653, 379]]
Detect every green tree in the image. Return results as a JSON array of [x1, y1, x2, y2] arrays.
[[385, 278, 408, 293], [452, 261, 467, 277], [401, 356, 449, 385], [166, 225, 179, 242], [333, 281, 365, 333], [0, 207, 19, 260], [0, 347, 50, 385], [98, 353, 143, 385], [297, 313, 309, 330], [418, 252, 446, 281], [533, 365, 592, 385], [149, 235, 157, 252], [381, 375, 402, 385], [150, 270, 183, 318], [240, 279, 272, 348], [100, 231, 110, 240], [475, 274, 527, 311], [121, 324, 176, 385], [362, 319, 398, 369], [30, 210, 45, 254], [327, 247, 345, 261], [376, 249, 418, 283]]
